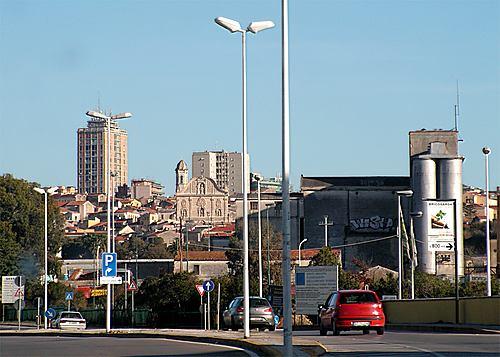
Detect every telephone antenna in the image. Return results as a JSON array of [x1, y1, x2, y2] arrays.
[[454, 80, 460, 131]]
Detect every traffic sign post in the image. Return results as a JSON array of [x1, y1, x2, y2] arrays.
[[203, 280, 214, 330], [65, 292, 73, 311], [428, 240, 454, 252], [44, 308, 56, 320], [102, 253, 117, 277], [195, 285, 205, 330]]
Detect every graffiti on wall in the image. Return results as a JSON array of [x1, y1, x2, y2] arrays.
[[349, 216, 394, 233]]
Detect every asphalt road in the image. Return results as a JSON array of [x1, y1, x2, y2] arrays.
[[0, 336, 251, 357], [295, 330, 500, 356]]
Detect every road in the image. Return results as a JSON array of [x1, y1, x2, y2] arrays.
[[0, 336, 251, 356], [295, 330, 500, 356]]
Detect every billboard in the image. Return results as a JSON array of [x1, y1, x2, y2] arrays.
[[1, 276, 24, 304], [426, 200, 456, 251], [295, 266, 338, 315]]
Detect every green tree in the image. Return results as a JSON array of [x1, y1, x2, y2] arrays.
[[308, 246, 341, 266], [0, 221, 21, 276], [0, 174, 65, 277]]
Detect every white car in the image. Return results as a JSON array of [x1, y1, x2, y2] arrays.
[[54, 311, 87, 330]]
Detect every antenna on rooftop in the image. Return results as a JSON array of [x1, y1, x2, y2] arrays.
[[454, 80, 460, 132]]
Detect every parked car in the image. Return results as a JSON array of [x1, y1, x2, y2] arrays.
[[53, 311, 87, 330], [318, 290, 385, 336], [223, 296, 275, 331]]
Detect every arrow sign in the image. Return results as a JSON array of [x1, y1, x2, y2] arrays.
[[446, 243, 453, 250], [101, 252, 117, 277], [196, 284, 205, 297], [203, 280, 215, 293], [45, 308, 56, 320], [428, 240, 455, 252]]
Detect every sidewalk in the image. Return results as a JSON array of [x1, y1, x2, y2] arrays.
[[0, 327, 326, 356], [387, 323, 500, 334]]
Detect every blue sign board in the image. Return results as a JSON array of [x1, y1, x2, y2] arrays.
[[101, 252, 117, 277], [45, 308, 56, 320], [65, 292, 74, 301], [203, 280, 215, 293]]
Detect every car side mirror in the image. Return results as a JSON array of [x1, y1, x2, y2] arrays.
[[318, 304, 324, 310]]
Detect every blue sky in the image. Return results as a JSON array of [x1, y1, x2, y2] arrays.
[[0, 0, 498, 195]]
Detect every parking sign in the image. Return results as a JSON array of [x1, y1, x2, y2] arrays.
[[101, 252, 117, 277]]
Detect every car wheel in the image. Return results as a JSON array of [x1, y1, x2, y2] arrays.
[[231, 317, 238, 331], [269, 324, 275, 332], [376, 327, 384, 335], [319, 321, 327, 336], [331, 319, 340, 336]]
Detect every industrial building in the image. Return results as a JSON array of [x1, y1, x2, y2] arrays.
[[409, 130, 464, 275]]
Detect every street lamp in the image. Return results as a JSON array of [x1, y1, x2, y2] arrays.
[[409, 211, 423, 299], [33, 186, 58, 329], [85, 110, 132, 332], [482, 147, 492, 296], [298, 238, 308, 267], [215, 16, 274, 339], [396, 189, 413, 300]]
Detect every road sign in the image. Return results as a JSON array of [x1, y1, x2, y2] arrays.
[[102, 252, 117, 277], [65, 292, 74, 301], [45, 308, 57, 320], [195, 284, 205, 297], [127, 280, 138, 291], [2, 276, 23, 304], [100, 276, 122, 285], [13, 299, 25, 310], [202, 280, 214, 293], [428, 241, 454, 252], [295, 265, 339, 315]]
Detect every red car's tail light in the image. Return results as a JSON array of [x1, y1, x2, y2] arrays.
[[263, 307, 273, 313], [236, 307, 244, 312]]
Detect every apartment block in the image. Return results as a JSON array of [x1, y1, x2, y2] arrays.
[[77, 113, 128, 194], [192, 151, 249, 196]]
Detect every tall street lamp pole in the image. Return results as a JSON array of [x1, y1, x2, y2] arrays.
[[86, 110, 132, 332], [33, 186, 58, 329], [214, 16, 274, 339], [483, 147, 492, 296], [396, 190, 413, 300]]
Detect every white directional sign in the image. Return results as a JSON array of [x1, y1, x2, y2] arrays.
[[100, 276, 122, 285], [101, 252, 117, 277], [1, 276, 24, 304], [428, 240, 454, 252]]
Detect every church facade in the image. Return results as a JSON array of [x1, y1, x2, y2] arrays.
[[175, 160, 230, 224]]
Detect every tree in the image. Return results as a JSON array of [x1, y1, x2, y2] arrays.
[[62, 233, 106, 259], [0, 221, 21, 276], [309, 247, 361, 289], [0, 174, 65, 277], [308, 247, 341, 266]]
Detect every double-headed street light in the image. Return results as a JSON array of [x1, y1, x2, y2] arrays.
[[396, 190, 413, 300], [33, 186, 58, 329], [482, 147, 492, 296], [85, 110, 132, 332], [214, 16, 274, 339]]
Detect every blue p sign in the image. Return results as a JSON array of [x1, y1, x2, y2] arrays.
[[102, 252, 117, 277]]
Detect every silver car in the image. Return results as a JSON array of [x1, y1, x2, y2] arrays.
[[54, 311, 87, 330], [223, 296, 275, 331]]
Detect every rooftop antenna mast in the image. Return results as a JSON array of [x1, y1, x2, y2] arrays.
[[454, 80, 460, 132]]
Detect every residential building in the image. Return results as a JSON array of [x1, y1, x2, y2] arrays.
[[192, 151, 249, 196], [77, 111, 128, 194], [131, 178, 164, 203]]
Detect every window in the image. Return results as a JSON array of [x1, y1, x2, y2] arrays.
[[250, 202, 258, 210], [339, 292, 377, 304], [193, 265, 200, 275]]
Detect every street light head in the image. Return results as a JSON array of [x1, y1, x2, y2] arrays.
[[47, 186, 59, 195], [33, 187, 45, 195], [247, 21, 275, 34], [111, 112, 133, 120], [86, 111, 108, 120], [410, 211, 423, 218], [482, 147, 491, 155], [215, 17, 242, 33], [396, 190, 413, 197]]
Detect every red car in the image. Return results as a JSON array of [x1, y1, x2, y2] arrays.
[[318, 290, 385, 336]]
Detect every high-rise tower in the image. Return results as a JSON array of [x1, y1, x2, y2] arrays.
[[77, 112, 128, 194], [192, 150, 249, 195]]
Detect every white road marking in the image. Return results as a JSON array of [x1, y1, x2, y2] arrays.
[[162, 338, 259, 357]]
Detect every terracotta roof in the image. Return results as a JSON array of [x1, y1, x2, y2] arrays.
[[175, 251, 227, 261], [290, 248, 340, 260]]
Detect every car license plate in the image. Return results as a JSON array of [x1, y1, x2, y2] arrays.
[[353, 321, 370, 327]]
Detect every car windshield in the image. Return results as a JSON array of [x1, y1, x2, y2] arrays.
[[250, 298, 270, 308], [60, 312, 83, 319], [339, 292, 377, 304]]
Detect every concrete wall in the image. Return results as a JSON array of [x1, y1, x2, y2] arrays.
[[383, 296, 500, 325]]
